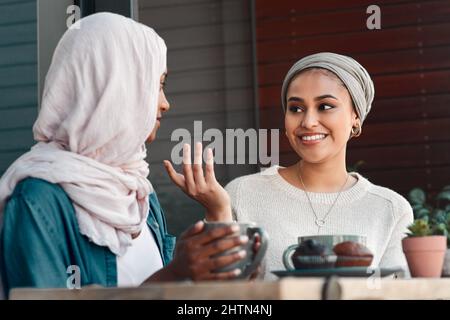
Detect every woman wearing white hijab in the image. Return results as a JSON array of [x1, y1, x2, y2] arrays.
[[0, 13, 247, 294], [170, 52, 414, 279]]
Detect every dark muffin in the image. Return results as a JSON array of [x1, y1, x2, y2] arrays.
[[292, 239, 336, 269], [333, 241, 374, 267]]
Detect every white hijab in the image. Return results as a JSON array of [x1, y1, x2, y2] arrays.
[[0, 13, 167, 256]]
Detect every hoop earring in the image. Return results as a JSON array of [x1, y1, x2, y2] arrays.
[[351, 123, 362, 137]]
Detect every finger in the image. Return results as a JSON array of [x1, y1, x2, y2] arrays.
[[182, 143, 192, 165], [193, 141, 203, 165], [195, 224, 240, 246], [179, 220, 204, 240], [163, 160, 186, 190], [205, 148, 216, 184], [199, 235, 249, 258], [182, 144, 196, 193], [193, 142, 207, 188], [207, 268, 243, 281], [207, 250, 247, 273]]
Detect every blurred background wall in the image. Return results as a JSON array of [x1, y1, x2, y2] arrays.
[[256, 0, 450, 197], [0, 0, 37, 179]]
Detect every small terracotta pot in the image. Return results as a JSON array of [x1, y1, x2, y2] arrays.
[[402, 236, 447, 278]]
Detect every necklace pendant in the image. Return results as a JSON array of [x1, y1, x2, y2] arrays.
[[315, 219, 326, 227]]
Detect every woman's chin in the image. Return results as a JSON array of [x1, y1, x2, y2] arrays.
[[296, 152, 329, 164], [146, 133, 157, 143]]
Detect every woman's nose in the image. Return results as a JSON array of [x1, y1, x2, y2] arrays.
[[301, 110, 319, 129], [160, 92, 170, 113]]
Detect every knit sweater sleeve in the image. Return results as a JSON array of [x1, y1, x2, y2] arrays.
[[378, 196, 414, 274], [225, 178, 243, 221]]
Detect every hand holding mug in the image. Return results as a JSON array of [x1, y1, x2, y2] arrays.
[[202, 221, 269, 279], [166, 220, 249, 281]]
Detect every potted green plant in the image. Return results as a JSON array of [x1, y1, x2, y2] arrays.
[[431, 186, 450, 277], [403, 186, 450, 277]]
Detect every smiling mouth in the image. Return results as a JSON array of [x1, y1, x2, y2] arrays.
[[298, 133, 328, 142]]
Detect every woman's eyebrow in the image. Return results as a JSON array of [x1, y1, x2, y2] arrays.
[[288, 96, 304, 103], [287, 94, 338, 102], [315, 94, 338, 101]]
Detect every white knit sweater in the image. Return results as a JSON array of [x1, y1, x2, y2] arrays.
[[225, 166, 414, 280]]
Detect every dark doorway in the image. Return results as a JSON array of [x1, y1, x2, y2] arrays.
[[74, 0, 132, 18]]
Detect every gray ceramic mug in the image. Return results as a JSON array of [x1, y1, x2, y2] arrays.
[[203, 221, 269, 279]]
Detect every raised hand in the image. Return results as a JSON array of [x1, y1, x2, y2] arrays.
[[163, 142, 233, 222]]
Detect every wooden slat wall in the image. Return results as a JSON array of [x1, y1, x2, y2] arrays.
[[0, 0, 37, 299], [0, 0, 37, 175], [139, 0, 256, 235], [255, 0, 450, 197]]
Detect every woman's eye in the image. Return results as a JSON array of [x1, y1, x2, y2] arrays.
[[288, 106, 304, 113], [319, 104, 334, 111], [160, 82, 166, 90]]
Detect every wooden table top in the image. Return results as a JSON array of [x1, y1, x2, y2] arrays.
[[9, 277, 450, 300]]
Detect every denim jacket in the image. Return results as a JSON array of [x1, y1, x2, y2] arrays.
[[0, 178, 176, 297]]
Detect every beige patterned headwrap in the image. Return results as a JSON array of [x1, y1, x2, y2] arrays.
[[281, 52, 375, 124]]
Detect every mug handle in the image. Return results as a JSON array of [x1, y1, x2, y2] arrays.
[[242, 227, 269, 278], [283, 244, 298, 271]]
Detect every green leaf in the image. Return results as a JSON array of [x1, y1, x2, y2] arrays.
[[415, 208, 430, 220], [409, 188, 426, 205], [432, 223, 448, 236], [407, 219, 432, 237], [445, 204, 450, 213], [432, 209, 447, 224], [436, 190, 450, 202]]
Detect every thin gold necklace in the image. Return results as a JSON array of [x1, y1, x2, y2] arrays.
[[297, 164, 349, 233]]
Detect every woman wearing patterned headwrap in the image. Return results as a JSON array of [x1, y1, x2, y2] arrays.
[[222, 52, 414, 279]]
